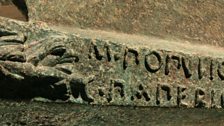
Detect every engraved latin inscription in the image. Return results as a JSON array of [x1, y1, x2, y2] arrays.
[[113, 80, 125, 97], [3, 22, 224, 108], [210, 90, 215, 108], [131, 84, 150, 101], [165, 55, 181, 75], [182, 57, 192, 78], [195, 89, 206, 108], [123, 48, 139, 70], [156, 84, 172, 105], [70, 79, 94, 103], [86, 46, 224, 107], [145, 51, 162, 73], [211, 90, 224, 108], [221, 94, 224, 108], [177, 86, 187, 107], [89, 42, 111, 61], [218, 61, 224, 80], [198, 59, 214, 80], [98, 79, 125, 103]]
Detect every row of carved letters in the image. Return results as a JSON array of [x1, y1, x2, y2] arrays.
[[75, 79, 224, 108], [89, 44, 224, 80]]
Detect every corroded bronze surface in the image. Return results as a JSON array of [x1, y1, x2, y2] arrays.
[[1, 17, 224, 108], [1, 0, 224, 125]]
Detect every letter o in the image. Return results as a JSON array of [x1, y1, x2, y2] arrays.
[[145, 51, 163, 73]]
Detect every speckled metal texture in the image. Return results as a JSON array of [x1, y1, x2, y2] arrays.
[[1, 17, 224, 108]]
